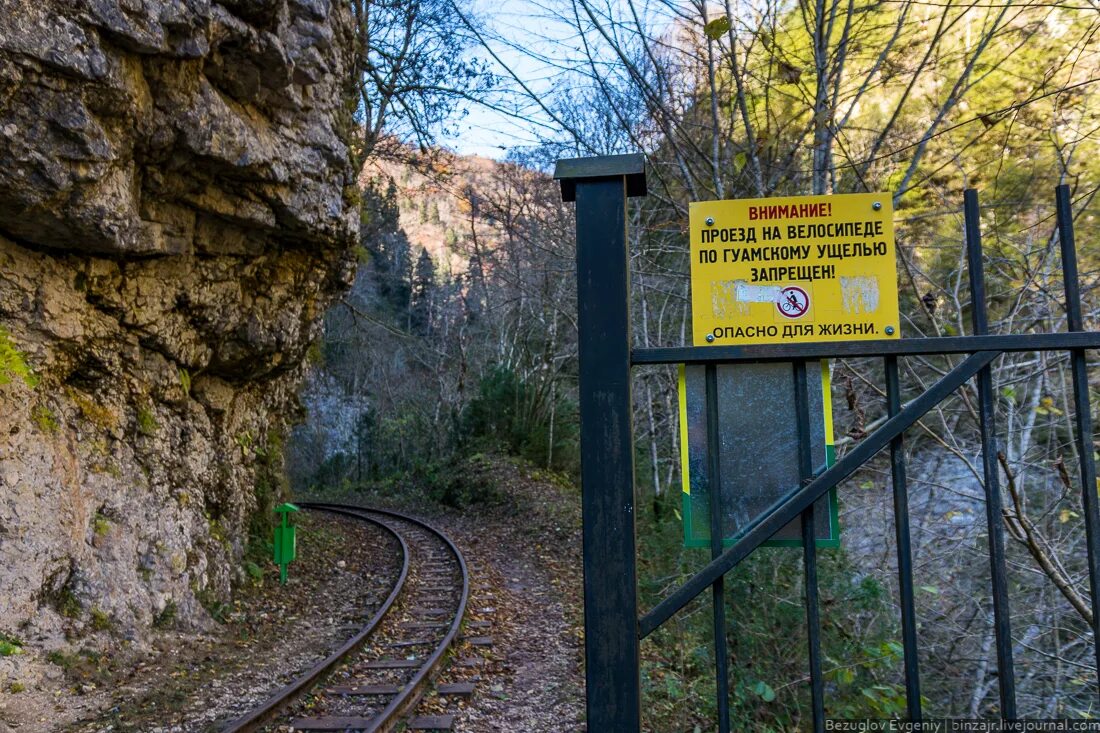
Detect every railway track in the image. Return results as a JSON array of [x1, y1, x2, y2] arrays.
[[221, 503, 473, 733]]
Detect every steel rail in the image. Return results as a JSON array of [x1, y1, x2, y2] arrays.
[[300, 503, 471, 733], [221, 506, 410, 733]]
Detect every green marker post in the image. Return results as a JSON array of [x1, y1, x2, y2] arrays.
[[273, 503, 300, 585]]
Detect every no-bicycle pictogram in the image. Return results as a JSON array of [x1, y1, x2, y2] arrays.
[[776, 286, 809, 319]]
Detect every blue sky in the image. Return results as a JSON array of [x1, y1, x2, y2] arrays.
[[440, 0, 682, 160], [438, 0, 575, 159]]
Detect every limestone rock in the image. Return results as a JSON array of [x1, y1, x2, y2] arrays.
[[0, 0, 357, 641]]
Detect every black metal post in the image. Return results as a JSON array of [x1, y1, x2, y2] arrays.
[[705, 365, 731, 733], [555, 154, 647, 732], [964, 188, 1016, 718], [886, 355, 922, 718], [794, 360, 825, 730], [1056, 184, 1100, 699]]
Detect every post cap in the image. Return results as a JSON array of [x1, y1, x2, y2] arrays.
[[553, 153, 647, 202], [274, 502, 300, 513]]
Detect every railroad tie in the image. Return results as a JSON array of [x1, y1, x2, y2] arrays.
[[327, 684, 401, 695], [407, 714, 456, 730], [384, 638, 434, 648], [399, 621, 448, 629], [362, 658, 421, 669], [290, 715, 377, 731], [437, 682, 476, 696], [462, 636, 493, 647]]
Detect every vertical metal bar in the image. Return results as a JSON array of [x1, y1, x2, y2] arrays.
[[573, 176, 641, 731], [886, 355, 922, 718], [794, 360, 825, 730], [705, 364, 731, 733], [1056, 183, 1100, 698], [964, 188, 1017, 718]]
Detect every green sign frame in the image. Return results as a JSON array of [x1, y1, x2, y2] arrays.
[[678, 363, 840, 549]]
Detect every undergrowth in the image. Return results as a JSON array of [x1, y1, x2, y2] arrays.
[[308, 453, 509, 513], [0, 326, 36, 388], [296, 364, 579, 494], [636, 489, 911, 730], [0, 632, 23, 657]]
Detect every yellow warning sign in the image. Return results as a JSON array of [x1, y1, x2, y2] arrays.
[[689, 193, 900, 346]]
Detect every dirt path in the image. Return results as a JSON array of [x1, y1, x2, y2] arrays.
[[313, 455, 587, 732], [0, 513, 400, 733], [429, 460, 585, 731], [1, 457, 586, 732]]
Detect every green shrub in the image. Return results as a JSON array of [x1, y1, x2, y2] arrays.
[[137, 406, 157, 436], [93, 513, 110, 538], [636, 489, 908, 729], [246, 429, 287, 577], [458, 365, 579, 476], [46, 650, 73, 667], [0, 633, 23, 657], [0, 327, 36, 388], [56, 587, 81, 619], [196, 589, 230, 624], [90, 608, 111, 631], [152, 601, 177, 629], [32, 404, 58, 433], [422, 454, 505, 509], [246, 562, 265, 583]]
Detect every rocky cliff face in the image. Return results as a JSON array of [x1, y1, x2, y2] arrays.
[[0, 0, 357, 645]]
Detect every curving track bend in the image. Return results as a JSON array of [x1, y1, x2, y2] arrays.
[[221, 503, 471, 733]]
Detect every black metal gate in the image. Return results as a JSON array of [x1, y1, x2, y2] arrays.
[[555, 153, 1100, 731]]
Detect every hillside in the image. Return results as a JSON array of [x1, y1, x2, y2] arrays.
[[287, 148, 573, 492]]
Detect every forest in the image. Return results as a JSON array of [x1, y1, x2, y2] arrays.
[[289, 0, 1100, 725]]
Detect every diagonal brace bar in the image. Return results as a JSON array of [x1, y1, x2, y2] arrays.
[[638, 350, 1000, 639]]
